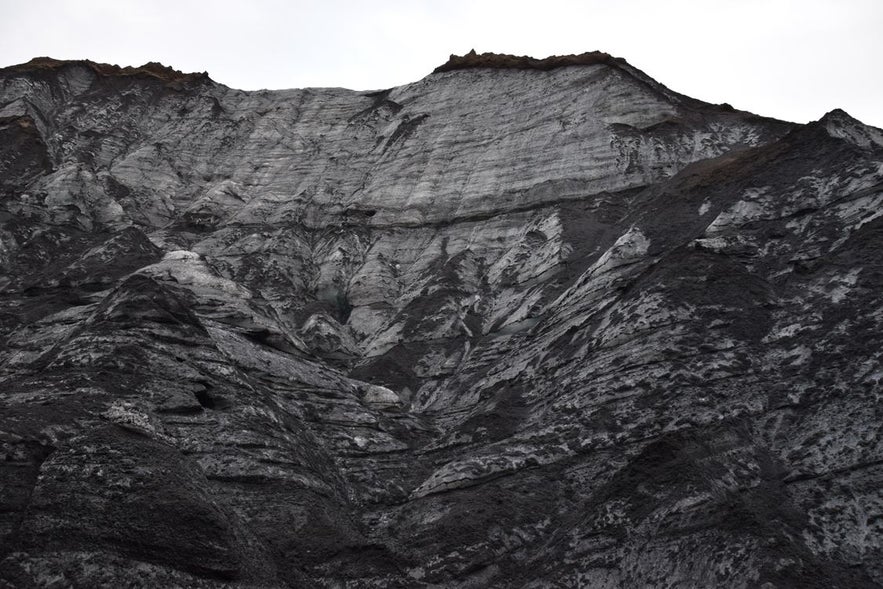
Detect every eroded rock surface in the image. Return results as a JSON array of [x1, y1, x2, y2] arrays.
[[1, 52, 882, 587]]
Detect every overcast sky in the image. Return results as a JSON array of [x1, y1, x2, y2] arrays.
[[1, 0, 881, 126]]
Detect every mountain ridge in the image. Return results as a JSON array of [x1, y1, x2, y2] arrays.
[[1, 53, 882, 588], [0, 56, 211, 85]]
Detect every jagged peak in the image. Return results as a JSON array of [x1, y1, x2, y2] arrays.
[[433, 49, 626, 74], [817, 108, 883, 149], [819, 108, 860, 125], [0, 56, 211, 85]]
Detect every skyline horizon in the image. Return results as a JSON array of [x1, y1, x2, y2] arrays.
[[2, 1, 881, 127]]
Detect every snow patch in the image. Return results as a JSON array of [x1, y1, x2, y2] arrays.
[[163, 250, 201, 260]]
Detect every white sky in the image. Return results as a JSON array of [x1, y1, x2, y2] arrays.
[[1, 0, 881, 126]]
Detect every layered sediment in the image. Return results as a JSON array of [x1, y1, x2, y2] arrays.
[[1, 52, 882, 587]]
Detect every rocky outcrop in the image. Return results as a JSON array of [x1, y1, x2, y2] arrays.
[[1, 56, 210, 85], [433, 49, 625, 73], [1, 52, 882, 587]]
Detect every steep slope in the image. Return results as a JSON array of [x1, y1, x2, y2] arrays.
[[1, 53, 881, 587]]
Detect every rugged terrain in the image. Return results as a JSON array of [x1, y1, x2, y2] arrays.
[[1, 51, 882, 587]]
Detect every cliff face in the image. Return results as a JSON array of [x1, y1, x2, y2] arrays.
[[1, 53, 882, 588]]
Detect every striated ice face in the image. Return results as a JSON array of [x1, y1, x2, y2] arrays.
[[2, 58, 882, 588]]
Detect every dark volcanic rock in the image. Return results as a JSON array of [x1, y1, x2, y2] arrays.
[[433, 49, 625, 73], [1, 52, 882, 587], [5, 425, 275, 586]]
